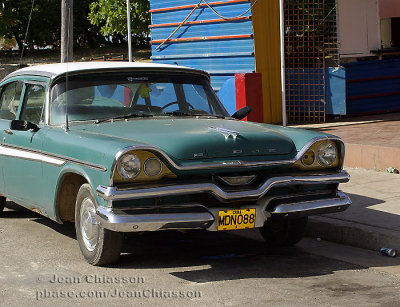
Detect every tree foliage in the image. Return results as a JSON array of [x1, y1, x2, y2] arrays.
[[74, 0, 108, 48], [0, 0, 106, 50], [0, 0, 61, 50], [88, 0, 150, 45]]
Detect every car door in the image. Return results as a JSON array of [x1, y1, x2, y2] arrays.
[[0, 80, 24, 195], [1, 80, 48, 209]]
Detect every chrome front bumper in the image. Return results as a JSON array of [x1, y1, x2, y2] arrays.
[[96, 170, 350, 202], [95, 190, 351, 232]]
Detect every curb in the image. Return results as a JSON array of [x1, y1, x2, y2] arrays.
[[344, 143, 400, 171], [306, 216, 400, 252]]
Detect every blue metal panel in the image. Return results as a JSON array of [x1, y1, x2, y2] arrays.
[[347, 79, 400, 97], [150, 21, 252, 41], [155, 56, 254, 71], [150, 0, 255, 92], [325, 68, 346, 115], [152, 7, 252, 25], [344, 59, 400, 115], [210, 75, 237, 91], [150, 0, 250, 11], [151, 3, 252, 24], [152, 38, 255, 55], [345, 59, 400, 79], [217, 77, 236, 114]]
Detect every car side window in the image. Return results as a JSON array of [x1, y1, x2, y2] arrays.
[[0, 81, 24, 120], [20, 84, 46, 124]]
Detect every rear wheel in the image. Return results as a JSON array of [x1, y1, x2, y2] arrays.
[[259, 217, 308, 247], [75, 184, 124, 266], [0, 196, 5, 215]]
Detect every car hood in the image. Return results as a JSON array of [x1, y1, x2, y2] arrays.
[[72, 118, 295, 161]]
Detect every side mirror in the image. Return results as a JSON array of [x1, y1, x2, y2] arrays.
[[231, 106, 252, 120], [10, 120, 39, 132]]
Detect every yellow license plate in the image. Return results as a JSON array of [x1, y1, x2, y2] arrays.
[[217, 209, 256, 231]]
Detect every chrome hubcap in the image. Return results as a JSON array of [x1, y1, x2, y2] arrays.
[[80, 197, 99, 252]]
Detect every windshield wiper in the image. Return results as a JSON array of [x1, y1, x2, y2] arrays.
[[95, 112, 153, 124], [164, 111, 225, 118]]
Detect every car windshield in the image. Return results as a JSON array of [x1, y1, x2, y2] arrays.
[[50, 72, 229, 124]]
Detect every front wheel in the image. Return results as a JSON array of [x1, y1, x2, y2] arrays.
[[0, 196, 5, 215], [259, 217, 308, 247], [75, 184, 124, 266]]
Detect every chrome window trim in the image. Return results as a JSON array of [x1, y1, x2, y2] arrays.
[[19, 81, 47, 125], [0, 143, 107, 171], [108, 135, 344, 186], [99, 170, 350, 203]]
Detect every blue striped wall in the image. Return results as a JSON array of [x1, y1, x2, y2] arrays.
[[149, 0, 255, 91], [344, 59, 400, 115]]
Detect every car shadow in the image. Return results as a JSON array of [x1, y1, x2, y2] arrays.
[[3, 196, 400, 284], [116, 229, 362, 282], [344, 193, 384, 207], [2, 201, 42, 219], [319, 192, 400, 231], [2, 201, 77, 239], [33, 218, 77, 239]]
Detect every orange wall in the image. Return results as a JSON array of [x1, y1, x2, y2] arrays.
[[251, 0, 282, 124]]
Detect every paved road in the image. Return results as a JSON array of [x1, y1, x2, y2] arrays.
[[1, 202, 400, 306]]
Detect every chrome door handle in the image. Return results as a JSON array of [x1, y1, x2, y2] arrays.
[[3, 129, 13, 135]]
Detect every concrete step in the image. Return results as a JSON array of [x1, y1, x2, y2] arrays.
[[306, 168, 400, 254], [307, 216, 400, 252]]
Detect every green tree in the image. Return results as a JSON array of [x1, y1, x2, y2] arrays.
[[0, 0, 60, 50], [88, 0, 150, 45], [0, 0, 106, 50], [74, 0, 107, 48]]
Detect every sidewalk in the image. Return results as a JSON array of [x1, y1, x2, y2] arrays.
[[307, 168, 400, 253]]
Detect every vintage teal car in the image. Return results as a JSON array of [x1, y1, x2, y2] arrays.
[[0, 62, 350, 265]]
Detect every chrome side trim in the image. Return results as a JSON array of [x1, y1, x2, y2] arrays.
[[0, 143, 107, 171], [0, 144, 64, 166], [108, 135, 344, 186], [271, 191, 351, 218], [98, 170, 350, 202], [95, 205, 214, 232]]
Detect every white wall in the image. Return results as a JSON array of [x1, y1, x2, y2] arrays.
[[338, 0, 380, 57]]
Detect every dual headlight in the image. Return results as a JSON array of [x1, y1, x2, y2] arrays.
[[116, 152, 167, 181], [300, 141, 338, 167]]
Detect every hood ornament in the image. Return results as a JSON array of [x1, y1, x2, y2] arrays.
[[209, 126, 240, 141]]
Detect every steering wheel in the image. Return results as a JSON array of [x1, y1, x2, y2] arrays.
[[161, 101, 194, 111]]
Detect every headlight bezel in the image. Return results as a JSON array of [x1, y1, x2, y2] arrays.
[[113, 150, 176, 183], [294, 140, 340, 170]]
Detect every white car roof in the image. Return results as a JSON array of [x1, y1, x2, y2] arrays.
[[4, 61, 208, 81]]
